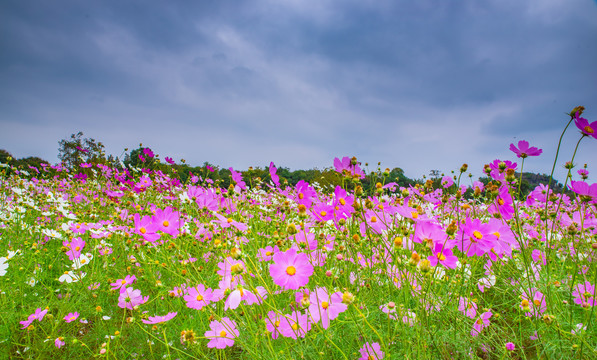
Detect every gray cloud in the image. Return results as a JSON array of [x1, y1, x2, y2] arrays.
[[1, 0, 596, 183]]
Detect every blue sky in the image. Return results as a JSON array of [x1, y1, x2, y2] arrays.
[[1, 0, 596, 182]]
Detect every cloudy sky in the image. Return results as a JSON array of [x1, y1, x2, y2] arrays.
[[1, 0, 596, 182]]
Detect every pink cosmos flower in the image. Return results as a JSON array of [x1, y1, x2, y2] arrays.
[[359, 342, 384, 360], [280, 310, 311, 339], [20, 307, 48, 329], [572, 281, 595, 307], [152, 207, 183, 237], [224, 286, 266, 310], [184, 284, 213, 310], [164, 156, 175, 165], [63, 237, 86, 261], [520, 288, 546, 317], [133, 213, 161, 243], [380, 302, 398, 320], [55, 337, 65, 348], [574, 113, 597, 139], [333, 156, 365, 179], [265, 311, 287, 339], [569, 180, 597, 202], [110, 275, 137, 292], [311, 203, 335, 222], [509, 140, 542, 158], [471, 311, 492, 337], [427, 243, 458, 269], [456, 217, 496, 257], [257, 246, 278, 262], [212, 212, 248, 231], [269, 162, 280, 187], [229, 168, 247, 191], [441, 175, 454, 188], [142, 312, 177, 324], [205, 317, 238, 349], [117, 287, 148, 310], [458, 297, 477, 319], [64, 312, 79, 323], [577, 168, 589, 180], [308, 287, 348, 329], [269, 248, 314, 290]]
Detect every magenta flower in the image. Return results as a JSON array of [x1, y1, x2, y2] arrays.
[[308, 287, 348, 329], [458, 297, 477, 319], [133, 213, 161, 243], [152, 206, 183, 237], [20, 307, 48, 329], [117, 287, 148, 310], [280, 310, 311, 339], [441, 175, 454, 188], [509, 140, 543, 158], [269, 162, 280, 187], [333, 156, 365, 179], [520, 288, 546, 317], [184, 284, 213, 310], [205, 317, 238, 349], [574, 113, 597, 139], [471, 311, 492, 337], [110, 275, 137, 292], [212, 212, 248, 231], [505, 342, 515, 351], [62, 237, 86, 261], [269, 248, 314, 290], [569, 180, 597, 202], [142, 312, 177, 324], [359, 342, 384, 360], [572, 281, 595, 307], [64, 312, 79, 323], [55, 337, 65, 348], [427, 243, 458, 269], [456, 217, 495, 257]]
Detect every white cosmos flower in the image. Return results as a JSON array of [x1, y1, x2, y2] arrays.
[[27, 277, 37, 287], [72, 254, 93, 269], [59, 271, 86, 283], [0, 257, 8, 276], [41, 229, 62, 239]]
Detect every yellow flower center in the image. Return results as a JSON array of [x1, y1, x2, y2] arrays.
[[291, 323, 298, 330], [320, 211, 327, 217], [196, 295, 203, 301], [339, 198, 346, 205], [274, 320, 280, 328], [298, 193, 304, 200], [584, 125, 594, 134], [75, 246, 80, 251], [219, 330, 226, 337], [473, 231, 483, 240], [533, 299, 541, 307], [162, 220, 169, 227], [370, 216, 377, 223], [498, 198, 504, 206], [265, 251, 272, 256], [139, 227, 147, 234], [438, 253, 446, 261], [227, 218, 233, 223], [412, 212, 418, 219], [521, 299, 529, 307], [286, 266, 296, 276], [322, 301, 329, 309]]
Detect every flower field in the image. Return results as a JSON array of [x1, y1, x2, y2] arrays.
[[1, 109, 596, 359]]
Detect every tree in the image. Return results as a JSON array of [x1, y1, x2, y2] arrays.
[[58, 132, 109, 171], [0, 149, 14, 164]]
